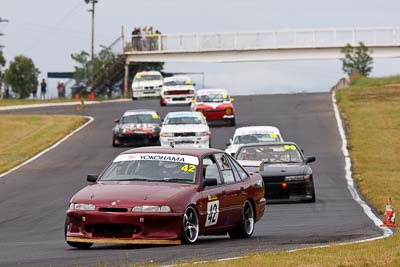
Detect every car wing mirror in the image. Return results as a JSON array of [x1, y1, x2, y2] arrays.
[[203, 178, 218, 188], [87, 174, 98, 183], [306, 156, 316, 163], [115, 119, 120, 124], [259, 162, 265, 172], [230, 97, 235, 103]]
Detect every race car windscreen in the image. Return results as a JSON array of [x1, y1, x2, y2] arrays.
[[135, 75, 162, 81], [100, 153, 199, 183], [236, 144, 303, 163], [121, 114, 160, 124], [196, 92, 229, 103], [234, 134, 279, 144], [164, 80, 191, 86], [164, 115, 204, 125]]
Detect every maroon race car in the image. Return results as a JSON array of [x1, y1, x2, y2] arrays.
[[65, 147, 266, 248]]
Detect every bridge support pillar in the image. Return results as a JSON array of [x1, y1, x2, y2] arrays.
[[124, 63, 129, 98]]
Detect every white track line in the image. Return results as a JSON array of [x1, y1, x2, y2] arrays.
[[0, 116, 94, 178], [162, 89, 394, 267], [331, 89, 392, 238]]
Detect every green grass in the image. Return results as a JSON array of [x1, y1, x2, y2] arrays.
[[0, 97, 128, 107], [0, 115, 85, 174]]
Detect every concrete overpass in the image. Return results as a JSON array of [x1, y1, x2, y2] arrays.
[[122, 27, 400, 94]]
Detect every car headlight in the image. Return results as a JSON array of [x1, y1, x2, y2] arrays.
[[161, 132, 174, 137], [196, 131, 210, 136], [70, 203, 96, 211], [132, 205, 171, 212], [225, 108, 233, 114], [285, 175, 305, 182]]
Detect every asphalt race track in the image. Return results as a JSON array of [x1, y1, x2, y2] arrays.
[[0, 93, 383, 266]]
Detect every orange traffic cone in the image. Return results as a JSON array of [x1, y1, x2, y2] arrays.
[[381, 197, 397, 227], [89, 91, 95, 101]]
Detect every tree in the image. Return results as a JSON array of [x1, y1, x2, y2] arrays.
[[3, 55, 40, 99], [341, 42, 373, 77], [70, 51, 90, 82], [0, 50, 5, 85]]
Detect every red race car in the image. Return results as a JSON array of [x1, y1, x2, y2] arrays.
[[65, 147, 266, 248], [191, 89, 236, 126]]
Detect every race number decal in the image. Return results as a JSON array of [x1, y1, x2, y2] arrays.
[[205, 200, 219, 227]]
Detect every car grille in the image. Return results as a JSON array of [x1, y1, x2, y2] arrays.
[[262, 176, 285, 183], [203, 109, 223, 113], [165, 90, 191, 95], [98, 207, 128, 213], [174, 132, 196, 137], [85, 224, 141, 238]]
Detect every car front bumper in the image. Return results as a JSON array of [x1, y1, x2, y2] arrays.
[[263, 178, 314, 202], [65, 210, 182, 245], [160, 136, 209, 148], [161, 95, 193, 105], [132, 88, 161, 98], [114, 133, 159, 145]]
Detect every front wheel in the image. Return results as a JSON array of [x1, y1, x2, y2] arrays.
[[64, 218, 93, 249], [229, 118, 236, 127], [228, 200, 254, 239], [181, 206, 199, 244], [112, 136, 120, 147]]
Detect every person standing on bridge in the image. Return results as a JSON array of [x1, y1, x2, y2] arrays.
[[40, 78, 47, 100]]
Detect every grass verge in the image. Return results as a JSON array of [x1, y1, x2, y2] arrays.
[[0, 115, 85, 174], [180, 76, 400, 267], [0, 97, 127, 107]]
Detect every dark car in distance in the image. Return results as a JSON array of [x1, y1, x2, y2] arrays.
[[112, 109, 162, 147], [235, 142, 316, 203]]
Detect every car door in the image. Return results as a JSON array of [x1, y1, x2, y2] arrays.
[[198, 155, 228, 232], [214, 153, 244, 226]]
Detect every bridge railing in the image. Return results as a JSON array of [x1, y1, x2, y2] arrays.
[[126, 27, 400, 53]]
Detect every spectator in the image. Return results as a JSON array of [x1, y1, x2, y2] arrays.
[[3, 83, 9, 99], [57, 81, 62, 98], [40, 78, 47, 100], [32, 84, 37, 99], [60, 81, 66, 98], [132, 27, 142, 51]]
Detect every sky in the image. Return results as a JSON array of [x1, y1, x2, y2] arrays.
[[1, 0, 400, 97]]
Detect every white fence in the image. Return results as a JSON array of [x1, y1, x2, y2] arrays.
[[126, 27, 400, 52]]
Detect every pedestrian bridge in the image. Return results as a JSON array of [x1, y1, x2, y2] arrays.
[[124, 27, 400, 62]]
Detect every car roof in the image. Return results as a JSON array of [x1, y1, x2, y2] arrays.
[[164, 76, 191, 82], [234, 126, 281, 135], [196, 88, 228, 95], [121, 146, 221, 157], [122, 109, 157, 116], [135, 71, 162, 76]]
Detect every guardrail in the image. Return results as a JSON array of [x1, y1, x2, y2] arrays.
[[125, 27, 400, 52]]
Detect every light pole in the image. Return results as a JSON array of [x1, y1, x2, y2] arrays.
[[0, 17, 9, 50], [84, 0, 98, 81]]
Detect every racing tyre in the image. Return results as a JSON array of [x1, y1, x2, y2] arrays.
[[229, 118, 236, 127], [306, 186, 316, 203], [228, 200, 254, 239], [112, 137, 120, 147], [64, 218, 93, 249], [182, 206, 199, 244], [160, 99, 166, 106], [132, 97, 137, 100]]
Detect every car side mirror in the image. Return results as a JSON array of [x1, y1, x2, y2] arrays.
[[259, 162, 265, 172], [87, 174, 98, 183], [115, 119, 120, 124], [306, 156, 316, 163], [203, 178, 218, 188], [230, 97, 235, 103]]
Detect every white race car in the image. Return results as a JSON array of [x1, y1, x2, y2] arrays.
[[225, 126, 283, 156], [131, 71, 163, 99], [160, 76, 195, 106], [160, 112, 211, 148]]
